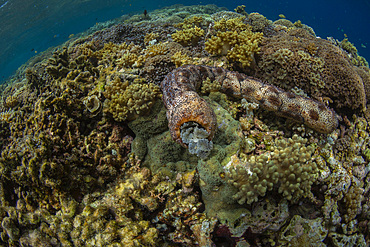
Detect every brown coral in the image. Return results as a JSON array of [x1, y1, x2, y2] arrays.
[[254, 28, 367, 112]]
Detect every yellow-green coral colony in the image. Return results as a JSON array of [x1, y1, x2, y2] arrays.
[[205, 30, 262, 67], [225, 135, 318, 204], [104, 78, 162, 122]]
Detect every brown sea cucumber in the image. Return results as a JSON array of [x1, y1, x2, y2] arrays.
[[161, 65, 339, 151]]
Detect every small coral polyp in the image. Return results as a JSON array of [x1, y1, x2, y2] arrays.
[[161, 65, 339, 157]]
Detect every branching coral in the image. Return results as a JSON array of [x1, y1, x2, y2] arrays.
[[213, 16, 248, 32], [340, 38, 369, 67], [225, 135, 318, 204], [94, 42, 144, 68], [205, 17, 263, 67], [104, 77, 162, 122], [171, 51, 193, 68], [172, 26, 205, 46], [171, 16, 206, 46]]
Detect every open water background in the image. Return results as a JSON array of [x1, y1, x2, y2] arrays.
[[0, 0, 369, 84]]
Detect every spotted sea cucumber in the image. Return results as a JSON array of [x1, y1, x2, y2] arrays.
[[161, 65, 339, 149]]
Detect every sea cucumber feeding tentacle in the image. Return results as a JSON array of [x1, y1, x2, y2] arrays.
[[161, 65, 339, 155]]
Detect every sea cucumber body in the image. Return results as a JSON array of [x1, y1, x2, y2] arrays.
[[161, 66, 217, 147], [161, 65, 339, 146]]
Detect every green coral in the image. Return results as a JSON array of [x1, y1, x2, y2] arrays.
[[247, 12, 272, 32], [143, 42, 169, 59], [343, 183, 364, 223], [261, 47, 325, 91], [171, 26, 205, 46], [255, 29, 367, 111], [226, 134, 319, 204], [213, 16, 248, 32], [328, 232, 367, 247], [104, 77, 162, 122], [96, 42, 144, 68], [205, 20, 263, 67], [171, 16, 205, 46], [171, 51, 193, 68], [174, 15, 204, 29], [0, 163, 177, 246]]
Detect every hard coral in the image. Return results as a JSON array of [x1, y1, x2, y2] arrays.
[[254, 28, 367, 112], [340, 38, 369, 67], [205, 20, 263, 67], [246, 12, 272, 32], [174, 15, 204, 29], [104, 77, 161, 122], [278, 215, 327, 246], [171, 51, 193, 68], [226, 135, 318, 204], [171, 16, 206, 47], [172, 26, 205, 46], [213, 16, 248, 32], [94, 42, 144, 69]]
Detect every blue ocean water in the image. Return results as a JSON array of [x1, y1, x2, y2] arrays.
[[0, 0, 369, 84]]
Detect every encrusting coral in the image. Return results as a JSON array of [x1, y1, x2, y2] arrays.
[[254, 28, 368, 112]]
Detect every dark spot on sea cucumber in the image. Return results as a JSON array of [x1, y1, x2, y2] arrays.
[[317, 103, 327, 111], [267, 86, 279, 94], [223, 87, 235, 96], [235, 72, 245, 81], [286, 92, 297, 99], [282, 110, 302, 121], [198, 66, 208, 74], [268, 95, 281, 106], [287, 104, 301, 112], [309, 109, 320, 121], [216, 67, 224, 74], [242, 86, 255, 95], [179, 70, 191, 78]]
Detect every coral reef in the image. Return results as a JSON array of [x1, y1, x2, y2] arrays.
[[0, 3, 370, 247], [171, 16, 208, 47], [278, 215, 328, 246]]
